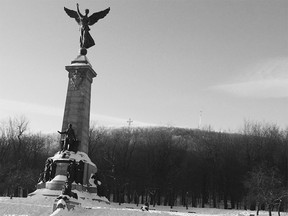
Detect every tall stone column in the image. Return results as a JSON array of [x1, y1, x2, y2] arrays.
[[61, 55, 97, 154]]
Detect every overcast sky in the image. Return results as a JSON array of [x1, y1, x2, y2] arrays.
[[0, 0, 287, 133]]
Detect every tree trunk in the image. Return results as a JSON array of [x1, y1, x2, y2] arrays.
[[141, 190, 144, 204], [268, 204, 272, 216], [212, 191, 217, 208], [201, 175, 206, 208], [278, 201, 282, 216], [256, 203, 260, 216], [231, 196, 235, 209], [192, 194, 196, 207], [223, 193, 228, 209], [157, 190, 161, 205]]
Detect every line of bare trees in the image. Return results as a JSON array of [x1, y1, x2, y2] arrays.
[[0, 117, 58, 196], [88, 121, 288, 214], [0, 116, 288, 215]]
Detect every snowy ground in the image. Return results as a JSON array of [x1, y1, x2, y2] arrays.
[[0, 196, 287, 216]]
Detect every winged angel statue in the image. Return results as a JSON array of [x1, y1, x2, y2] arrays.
[[64, 3, 110, 50]]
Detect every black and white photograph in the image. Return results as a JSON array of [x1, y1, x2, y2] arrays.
[[0, 0, 287, 215]]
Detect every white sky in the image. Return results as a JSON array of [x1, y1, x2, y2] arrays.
[[0, 0, 287, 133]]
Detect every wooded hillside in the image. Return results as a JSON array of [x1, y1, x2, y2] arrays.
[[88, 121, 288, 212], [0, 117, 287, 213]]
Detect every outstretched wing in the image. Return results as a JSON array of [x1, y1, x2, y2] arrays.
[[64, 7, 80, 24], [88, 7, 110, 26]]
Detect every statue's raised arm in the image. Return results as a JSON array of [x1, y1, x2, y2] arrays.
[[76, 3, 84, 18], [64, 3, 110, 52]]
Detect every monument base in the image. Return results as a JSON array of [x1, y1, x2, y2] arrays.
[[29, 150, 109, 205]]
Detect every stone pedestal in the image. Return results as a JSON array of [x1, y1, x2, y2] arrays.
[[61, 55, 97, 154]]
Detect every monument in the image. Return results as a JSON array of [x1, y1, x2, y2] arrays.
[[29, 3, 110, 209]]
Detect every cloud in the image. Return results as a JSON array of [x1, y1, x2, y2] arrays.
[[0, 99, 63, 117], [210, 57, 288, 98], [0, 99, 157, 132], [213, 79, 288, 98]]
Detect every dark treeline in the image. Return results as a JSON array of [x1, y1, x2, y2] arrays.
[[88, 121, 288, 214], [1, 117, 288, 214], [0, 117, 59, 196]]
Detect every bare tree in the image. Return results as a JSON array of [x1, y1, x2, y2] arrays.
[[244, 165, 288, 216]]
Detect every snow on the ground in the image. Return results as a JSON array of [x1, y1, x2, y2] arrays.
[[0, 195, 287, 216]]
